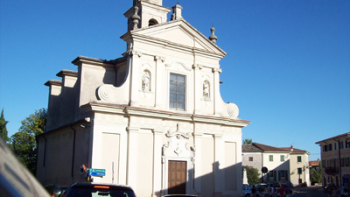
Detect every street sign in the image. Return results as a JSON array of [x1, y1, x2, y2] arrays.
[[88, 168, 106, 177], [262, 167, 268, 173]]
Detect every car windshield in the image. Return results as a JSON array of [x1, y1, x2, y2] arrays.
[[66, 187, 136, 197]]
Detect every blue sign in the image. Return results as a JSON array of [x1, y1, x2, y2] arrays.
[[88, 168, 106, 177]]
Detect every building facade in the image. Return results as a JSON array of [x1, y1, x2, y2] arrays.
[[36, 1, 250, 197], [316, 132, 350, 188], [242, 143, 290, 184], [242, 143, 310, 186], [280, 146, 310, 186]]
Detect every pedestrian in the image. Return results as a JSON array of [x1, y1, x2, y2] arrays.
[[264, 186, 270, 197], [252, 185, 257, 197], [278, 185, 285, 197]]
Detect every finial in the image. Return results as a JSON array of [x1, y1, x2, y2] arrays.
[[209, 23, 218, 44], [131, 6, 140, 30]]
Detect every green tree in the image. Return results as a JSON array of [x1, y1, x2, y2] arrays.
[[243, 165, 260, 185], [0, 109, 10, 143], [310, 161, 322, 184], [11, 108, 47, 175], [243, 138, 253, 144]]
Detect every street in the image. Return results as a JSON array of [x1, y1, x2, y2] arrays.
[[290, 185, 329, 197]]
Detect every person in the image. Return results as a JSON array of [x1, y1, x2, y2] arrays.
[[278, 185, 285, 197], [252, 185, 257, 197], [264, 186, 270, 197]]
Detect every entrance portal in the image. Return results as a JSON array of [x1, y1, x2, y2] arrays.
[[168, 160, 187, 194]]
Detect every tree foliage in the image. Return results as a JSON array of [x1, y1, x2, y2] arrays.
[[0, 109, 10, 143], [243, 165, 260, 185], [11, 108, 47, 175], [243, 138, 253, 144], [310, 161, 322, 184]]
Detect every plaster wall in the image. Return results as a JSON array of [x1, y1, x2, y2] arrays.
[[46, 85, 61, 130], [242, 153, 263, 175]]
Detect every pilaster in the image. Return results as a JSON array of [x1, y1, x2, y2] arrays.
[[193, 64, 203, 114], [155, 56, 165, 109], [127, 127, 139, 187], [130, 51, 142, 107], [214, 134, 224, 195], [193, 132, 203, 195], [152, 128, 163, 197], [212, 68, 222, 116]]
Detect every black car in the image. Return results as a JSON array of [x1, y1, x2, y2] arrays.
[[65, 183, 136, 197]]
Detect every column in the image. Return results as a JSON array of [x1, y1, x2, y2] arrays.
[[155, 56, 165, 109], [214, 134, 224, 196], [127, 127, 139, 187], [130, 51, 142, 107], [212, 68, 222, 116], [193, 64, 202, 114], [152, 128, 163, 197]]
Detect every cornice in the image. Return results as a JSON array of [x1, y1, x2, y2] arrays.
[[71, 56, 116, 67], [44, 80, 62, 87], [81, 102, 250, 128], [56, 69, 78, 78]]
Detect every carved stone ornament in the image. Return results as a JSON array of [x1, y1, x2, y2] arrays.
[[162, 123, 194, 159], [203, 80, 210, 98], [142, 70, 151, 91]]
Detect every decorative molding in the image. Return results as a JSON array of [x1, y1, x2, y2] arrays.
[[165, 62, 192, 71], [154, 56, 165, 62], [192, 64, 203, 70], [212, 68, 222, 73]]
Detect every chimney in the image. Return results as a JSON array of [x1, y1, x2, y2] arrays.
[[291, 145, 294, 152]]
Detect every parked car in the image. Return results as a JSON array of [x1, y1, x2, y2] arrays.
[[242, 184, 252, 197], [280, 183, 293, 194], [323, 183, 337, 193], [339, 187, 348, 197], [65, 183, 136, 197], [45, 184, 69, 197], [162, 195, 197, 197], [254, 183, 268, 197]]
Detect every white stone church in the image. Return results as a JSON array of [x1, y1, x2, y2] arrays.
[[36, 1, 250, 197]]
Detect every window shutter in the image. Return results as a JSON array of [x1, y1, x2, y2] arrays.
[[274, 171, 277, 181]]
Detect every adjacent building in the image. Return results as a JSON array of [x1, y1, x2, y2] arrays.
[[315, 132, 350, 188], [280, 146, 310, 186], [242, 143, 310, 186], [242, 143, 290, 184], [36, 1, 250, 197]]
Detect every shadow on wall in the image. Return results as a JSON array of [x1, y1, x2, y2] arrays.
[[163, 161, 241, 197]]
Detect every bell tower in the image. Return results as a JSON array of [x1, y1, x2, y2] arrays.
[[125, 0, 171, 31]]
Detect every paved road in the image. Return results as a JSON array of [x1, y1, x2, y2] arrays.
[[290, 185, 329, 197]]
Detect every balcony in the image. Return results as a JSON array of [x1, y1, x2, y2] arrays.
[[325, 167, 338, 175]]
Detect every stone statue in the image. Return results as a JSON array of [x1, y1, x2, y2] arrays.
[[142, 71, 150, 91], [203, 81, 210, 98]]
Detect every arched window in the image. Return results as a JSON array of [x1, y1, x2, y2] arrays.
[[148, 19, 158, 26]]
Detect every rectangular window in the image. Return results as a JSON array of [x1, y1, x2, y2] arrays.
[[298, 168, 302, 175], [329, 144, 332, 151], [269, 170, 274, 178], [169, 74, 186, 110], [249, 157, 253, 161], [324, 145, 328, 152], [340, 141, 344, 149], [280, 155, 285, 162], [297, 156, 302, 163], [269, 155, 273, 162], [335, 143, 337, 150]]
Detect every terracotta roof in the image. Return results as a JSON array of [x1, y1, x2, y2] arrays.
[[242, 143, 289, 153], [309, 161, 319, 167], [242, 144, 263, 152], [279, 147, 308, 154], [315, 132, 350, 144]]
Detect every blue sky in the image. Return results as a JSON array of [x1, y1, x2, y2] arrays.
[[1, 0, 349, 162]]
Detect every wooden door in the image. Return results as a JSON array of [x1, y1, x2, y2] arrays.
[[168, 160, 187, 194]]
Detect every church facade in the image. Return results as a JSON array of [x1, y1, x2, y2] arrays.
[[36, 1, 250, 197]]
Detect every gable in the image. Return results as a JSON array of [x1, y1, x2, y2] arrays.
[[131, 20, 226, 56]]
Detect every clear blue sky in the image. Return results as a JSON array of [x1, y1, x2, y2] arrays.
[[1, 0, 349, 162]]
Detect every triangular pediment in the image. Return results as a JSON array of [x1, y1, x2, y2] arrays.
[[130, 19, 226, 56]]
